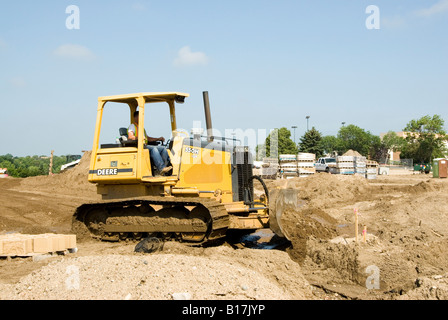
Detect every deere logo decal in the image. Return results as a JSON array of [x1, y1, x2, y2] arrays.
[[97, 168, 118, 175], [89, 168, 133, 175]]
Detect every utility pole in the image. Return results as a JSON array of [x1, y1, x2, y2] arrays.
[[49, 150, 54, 175], [291, 126, 297, 144], [231, 131, 236, 146], [306, 116, 310, 131]]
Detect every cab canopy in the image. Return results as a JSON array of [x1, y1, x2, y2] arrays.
[[98, 92, 189, 105], [96, 92, 190, 135]]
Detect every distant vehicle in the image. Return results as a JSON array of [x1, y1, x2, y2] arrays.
[[414, 163, 431, 174], [0, 168, 8, 178], [60, 159, 81, 173], [378, 166, 390, 175], [315, 157, 337, 173]]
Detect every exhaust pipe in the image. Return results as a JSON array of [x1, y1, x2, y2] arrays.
[[203, 91, 214, 142]]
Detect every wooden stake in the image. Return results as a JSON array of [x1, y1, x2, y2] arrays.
[[354, 208, 359, 243], [363, 225, 367, 243], [49, 150, 54, 176]]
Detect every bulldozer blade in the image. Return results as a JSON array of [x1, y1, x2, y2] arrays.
[[269, 188, 299, 240]]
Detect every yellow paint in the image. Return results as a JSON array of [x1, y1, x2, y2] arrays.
[[168, 134, 186, 177], [88, 92, 189, 185], [85, 90, 268, 231], [176, 146, 233, 202]]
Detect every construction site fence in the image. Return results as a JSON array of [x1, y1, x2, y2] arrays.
[[379, 159, 414, 170]]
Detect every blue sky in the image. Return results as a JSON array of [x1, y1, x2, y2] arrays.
[[1, 0, 447, 157]]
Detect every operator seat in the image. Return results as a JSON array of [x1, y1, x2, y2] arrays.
[[119, 128, 171, 176], [118, 128, 137, 147]]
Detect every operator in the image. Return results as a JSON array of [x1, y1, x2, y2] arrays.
[[128, 111, 172, 176]]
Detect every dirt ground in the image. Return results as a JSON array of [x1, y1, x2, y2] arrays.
[[1, 151, 448, 300]]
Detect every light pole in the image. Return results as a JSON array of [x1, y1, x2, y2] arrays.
[[306, 116, 310, 131], [291, 126, 297, 144], [231, 131, 236, 146], [342, 122, 346, 127]]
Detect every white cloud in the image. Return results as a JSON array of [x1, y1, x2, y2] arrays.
[[415, 0, 448, 17], [53, 44, 96, 61], [173, 46, 209, 67], [381, 0, 448, 30]]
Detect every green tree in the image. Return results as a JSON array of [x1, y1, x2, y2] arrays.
[[382, 131, 405, 152], [0, 153, 79, 177], [27, 165, 41, 176], [320, 135, 339, 155], [374, 131, 406, 163], [400, 115, 448, 163], [298, 127, 325, 158], [337, 124, 378, 157], [260, 127, 297, 158]]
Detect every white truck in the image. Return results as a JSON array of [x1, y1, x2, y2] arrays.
[[0, 168, 8, 178], [60, 159, 81, 173], [315, 157, 337, 173]]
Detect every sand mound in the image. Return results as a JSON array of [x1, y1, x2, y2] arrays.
[[343, 150, 363, 157], [19, 151, 96, 197], [396, 274, 448, 300], [270, 174, 369, 210], [3, 147, 448, 300], [265, 173, 448, 296], [282, 207, 338, 264], [61, 151, 92, 186], [0, 245, 315, 300], [267, 174, 369, 264]]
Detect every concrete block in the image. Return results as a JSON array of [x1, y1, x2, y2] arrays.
[[33, 236, 54, 253], [1, 233, 77, 255], [2, 238, 33, 255], [48, 234, 65, 251], [64, 234, 77, 249]]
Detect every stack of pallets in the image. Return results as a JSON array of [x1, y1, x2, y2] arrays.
[[336, 156, 356, 175], [279, 154, 298, 178], [297, 153, 316, 178], [355, 156, 367, 177], [366, 160, 379, 180], [0, 233, 77, 258]]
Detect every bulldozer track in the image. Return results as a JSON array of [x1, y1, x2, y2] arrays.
[[72, 196, 230, 244]]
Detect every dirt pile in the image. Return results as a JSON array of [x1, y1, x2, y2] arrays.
[[0, 244, 314, 300], [305, 235, 418, 294], [268, 174, 369, 210], [266, 174, 369, 264], [19, 151, 96, 197], [0, 151, 99, 235], [342, 150, 363, 157], [2, 156, 448, 300], [396, 273, 448, 300], [259, 173, 448, 298]]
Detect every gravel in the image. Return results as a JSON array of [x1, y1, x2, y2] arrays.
[[0, 245, 314, 300]]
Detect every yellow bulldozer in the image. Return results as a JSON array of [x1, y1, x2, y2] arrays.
[[72, 91, 296, 244]]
